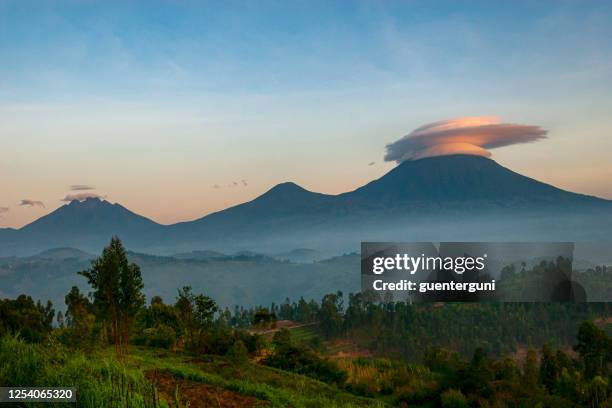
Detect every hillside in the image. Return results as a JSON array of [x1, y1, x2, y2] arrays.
[[0, 336, 383, 408], [341, 154, 606, 207], [1, 198, 165, 256], [0, 250, 361, 310]]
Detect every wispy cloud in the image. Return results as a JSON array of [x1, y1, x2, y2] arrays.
[[61, 192, 105, 202], [385, 117, 548, 163], [19, 199, 45, 208], [70, 184, 95, 191]]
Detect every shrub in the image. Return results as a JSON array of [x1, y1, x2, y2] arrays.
[[265, 342, 347, 385], [237, 331, 266, 354], [441, 388, 469, 408], [227, 339, 249, 363], [140, 324, 177, 349], [0, 296, 54, 343], [272, 328, 291, 347]]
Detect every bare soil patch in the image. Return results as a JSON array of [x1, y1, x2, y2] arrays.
[[145, 369, 268, 408]]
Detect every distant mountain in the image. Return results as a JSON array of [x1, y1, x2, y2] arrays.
[[274, 248, 321, 263], [29, 247, 94, 262], [2, 155, 611, 257], [172, 250, 228, 260], [168, 182, 332, 234], [21, 197, 161, 236], [162, 155, 612, 253], [339, 155, 607, 209], [1, 198, 164, 256]]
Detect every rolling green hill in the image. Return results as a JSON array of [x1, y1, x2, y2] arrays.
[[0, 250, 360, 311]]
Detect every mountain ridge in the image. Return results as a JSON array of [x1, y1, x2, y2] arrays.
[[341, 155, 606, 205], [21, 197, 162, 234], [2, 155, 611, 256]]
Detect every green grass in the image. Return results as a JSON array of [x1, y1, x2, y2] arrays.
[[0, 334, 385, 407], [129, 347, 386, 408], [288, 326, 318, 344], [286, 325, 370, 359], [0, 335, 164, 407]]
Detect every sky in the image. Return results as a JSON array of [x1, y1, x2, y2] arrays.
[[1, 0, 612, 228]]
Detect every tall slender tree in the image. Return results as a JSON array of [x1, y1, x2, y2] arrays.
[[80, 236, 144, 356]]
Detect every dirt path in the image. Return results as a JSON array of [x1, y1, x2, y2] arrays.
[[145, 369, 268, 408]]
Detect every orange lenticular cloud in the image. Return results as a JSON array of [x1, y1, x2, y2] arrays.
[[385, 116, 548, 163]]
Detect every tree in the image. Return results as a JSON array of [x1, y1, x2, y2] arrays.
[[253, 308, 276, 329], [441, 389, 469, 408], [586, 376, 608, 408], [118, 260, 145, 350], [56, 311, 65, 328], [522, 348, 542, 395], [0, 295, 54, 342], [134, 296, 182, 349], [296, 297, 312, 322], [141, 296, 181, 335], [318, 291, 344, 338], [540, 344, 559, 391], [279, 297, 293, 320], [64, 286, 95, 348], [227, 339, 249, 363], [175, 286, 218, 349], [65, 286, 91, 326], [574, 321, 610, 378], [79, 236, 144, 356], [462, 347, 494, 398]]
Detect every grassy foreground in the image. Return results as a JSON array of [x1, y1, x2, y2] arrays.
[[0, 334, 384, 408]]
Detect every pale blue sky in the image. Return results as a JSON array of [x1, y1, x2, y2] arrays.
[[1, 1, 612, 227]]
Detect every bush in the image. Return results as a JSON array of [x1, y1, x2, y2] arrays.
[[184, 324, 266, 358], [396, 379, 439, 406], [441, 388, 469, 408], [56, 316, 101, 351], [0, 296, 54, 343], [234, 330, 266, 354], [272, 328, 291, 347], [134, 324, 176, 349], [265, 342, 346, 385], [308, 336, 323, 351], [227, 339, 249, 363]]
